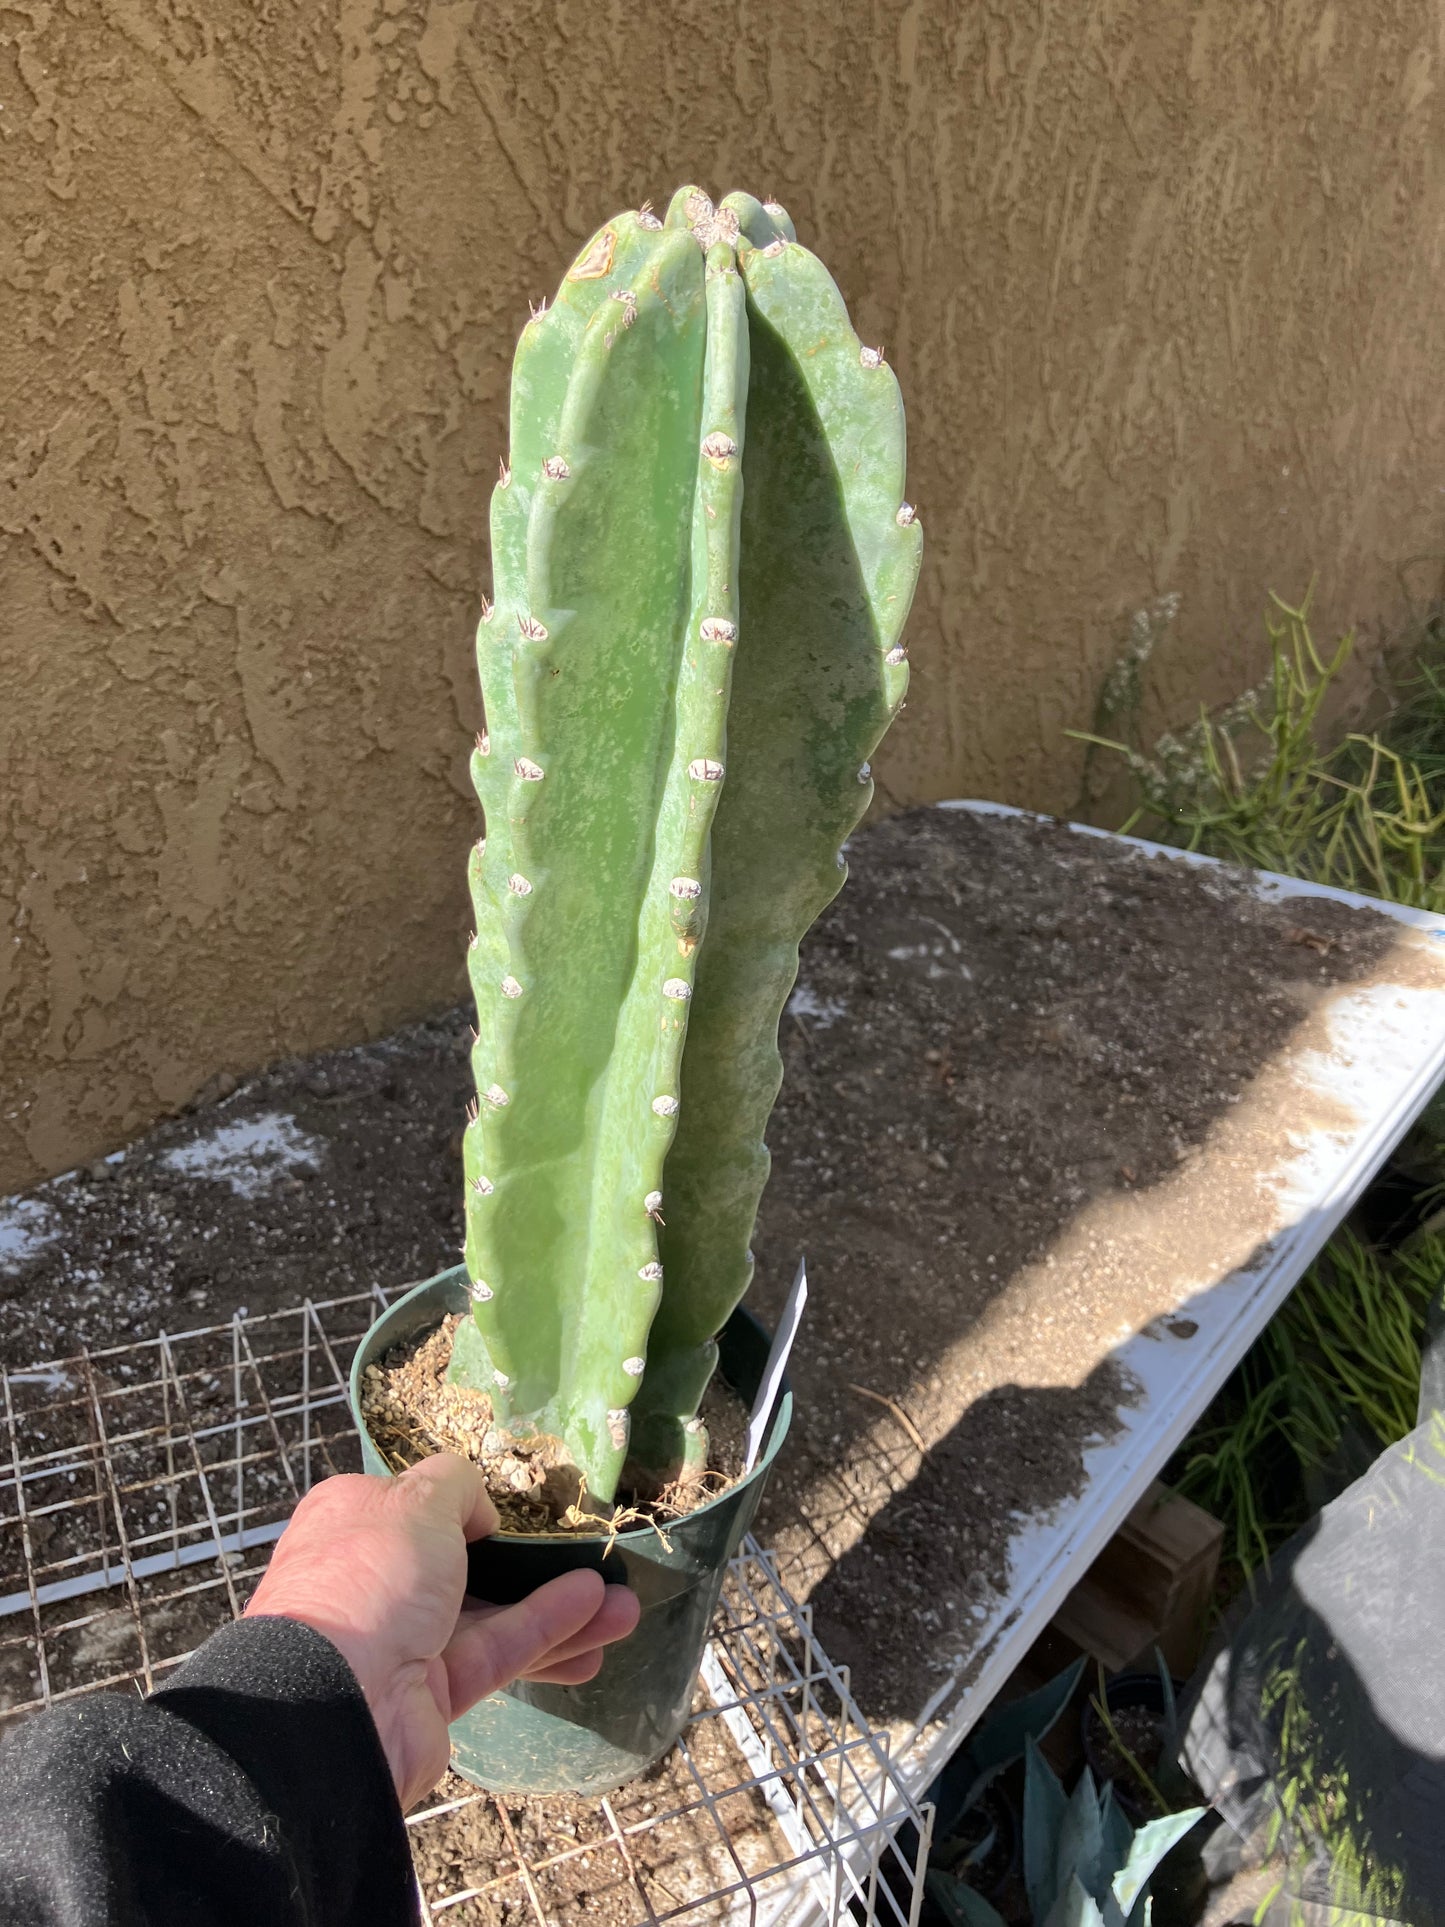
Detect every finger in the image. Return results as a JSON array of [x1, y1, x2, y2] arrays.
[[522, 1649, 606, 1687], [510, 1583, 640, 1666], [389, 1453, 499, 1543], [441, 1567, 609, 1713], [452, 1581, 639, 1663]]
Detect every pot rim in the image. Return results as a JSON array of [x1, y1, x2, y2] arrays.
[[348, 1264, 793, 1549]]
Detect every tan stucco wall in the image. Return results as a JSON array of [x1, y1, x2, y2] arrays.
[[4, 1, 1445, 1192]]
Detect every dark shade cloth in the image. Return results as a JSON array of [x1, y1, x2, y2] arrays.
[[1182, 1412, 1445, 1926], [0, 1614, 417, 1926]]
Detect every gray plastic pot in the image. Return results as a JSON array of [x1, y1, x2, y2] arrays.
[[348, 1265, 792, 1797]]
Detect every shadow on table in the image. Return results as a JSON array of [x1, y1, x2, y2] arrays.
[[744, 811, 1412, 1664], [795, 1184, 1421, 1729]]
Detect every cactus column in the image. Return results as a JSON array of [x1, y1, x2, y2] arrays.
[[455, 190, 920, 1505]]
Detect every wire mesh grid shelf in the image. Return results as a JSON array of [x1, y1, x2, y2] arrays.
[[0, 1287, 931, 1924]]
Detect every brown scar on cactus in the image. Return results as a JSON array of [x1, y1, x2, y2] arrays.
[[568, 227, 617, 279]]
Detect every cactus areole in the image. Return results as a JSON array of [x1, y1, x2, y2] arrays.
[[453, 187, 921, 1506]]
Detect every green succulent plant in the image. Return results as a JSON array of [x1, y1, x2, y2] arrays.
[[451, 187, 921, 1504], [929, 1736, 1204, 1927]]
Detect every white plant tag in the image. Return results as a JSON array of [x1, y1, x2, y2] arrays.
[[744, 1256, 808, 1472]]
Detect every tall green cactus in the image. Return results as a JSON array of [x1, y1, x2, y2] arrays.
[[453, 188, 920, 1505]]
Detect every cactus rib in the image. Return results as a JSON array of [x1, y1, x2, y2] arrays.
[[568, 237, 749, 1491], [459, 214, 706, 1458], [630, 201, 922, 1475], [457, 211, 753, 1502]]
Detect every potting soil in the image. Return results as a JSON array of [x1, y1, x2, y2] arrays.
[[360, 1312, 752, 1530]]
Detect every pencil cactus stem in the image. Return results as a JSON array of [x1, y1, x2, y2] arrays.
[[455, 190, 919, 1502]]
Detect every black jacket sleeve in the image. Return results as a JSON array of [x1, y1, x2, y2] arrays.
[[0, 1615, 417, 1927]]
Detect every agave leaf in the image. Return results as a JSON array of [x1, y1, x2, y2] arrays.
[[961, 1657, 1087, 1810], [1098, 1784, 1134, 1882], [1042, 1874, 1111, 1927], [1113, 1808, 1206, 1920], [1154, 1650, 1180, 1744], [925, 1870, 1010, 1927], [1023, 1736, 1071, 1925], [1056, 1766, 1106, 1903], [958, 1821, 998, 1872]]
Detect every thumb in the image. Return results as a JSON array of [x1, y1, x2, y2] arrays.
[[440, 1568, 608, 1713]]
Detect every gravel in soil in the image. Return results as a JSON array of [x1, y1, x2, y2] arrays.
[[0, 806, 1421, 1742], [740, 807, 1413, 1721], [1088, 1701, 1167, 1813], [0, 1015, 475, 1362], [405, 1710, 796, 1924]]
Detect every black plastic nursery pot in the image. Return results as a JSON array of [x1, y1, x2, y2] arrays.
[[348, 1266, 792, 1797], [1080, 1670, 1181, 1824]]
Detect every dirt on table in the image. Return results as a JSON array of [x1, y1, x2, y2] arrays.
[[403, 1713, 796, 1924], [0, 1012, 475, 1363], [740, 808, 1413, 1720], [0, 806, 1420, 1736]]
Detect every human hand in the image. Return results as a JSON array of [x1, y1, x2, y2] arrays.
[[245, 1454, 640, 1808]]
